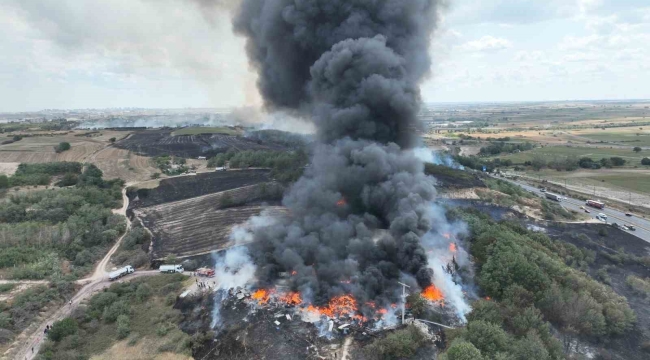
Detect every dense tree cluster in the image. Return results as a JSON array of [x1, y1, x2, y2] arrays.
[[208, 149, 308, 183], [0, 162, 83, 188], [438, 209, 636, 359], [479, 141, 535, 156], [0, 164, 125, 279]]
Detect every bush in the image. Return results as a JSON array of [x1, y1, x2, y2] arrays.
[[136, 283, 152, 302], [598, 228, 608, 237], [642, 158, 650, 166], [116, 314, 130, 339], [48, 318, 78, 342], [626, 276, 650, 298], [364, 326, 426, 360], [440, 340, 484, 360], [54, 142, 71, 153]]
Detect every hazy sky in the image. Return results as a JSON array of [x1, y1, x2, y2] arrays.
[[1, 0, 649, 112]]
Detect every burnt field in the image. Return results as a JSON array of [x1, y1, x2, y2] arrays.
[[543, 222, 650, 360], [114, 129, 289, 158], [128, 169, 272, 209], [136, 184, 287, 259]]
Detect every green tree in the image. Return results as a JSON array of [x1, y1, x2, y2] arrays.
[[0, 175, 8, 189], [642, 158, 650, 166], [633, 146, 642, 153], [406, 293, 427, 318], [441, 340, 484, 360], [465, 320, 511, 357], [511, 331, 549, 360], [165, 254, 178, 264], [54, 142, 71, 153], [109, 137, 116, 144], [48, 318, 78, 342]]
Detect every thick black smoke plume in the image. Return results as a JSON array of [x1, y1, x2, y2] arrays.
[[233, 0, 445, 308]]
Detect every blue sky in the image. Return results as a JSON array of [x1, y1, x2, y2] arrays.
[[1, 0, 649, 112]]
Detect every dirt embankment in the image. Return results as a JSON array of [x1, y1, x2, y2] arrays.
[[127, 169, 272, 210]]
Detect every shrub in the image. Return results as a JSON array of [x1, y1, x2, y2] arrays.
[[136, 283, 152, 302], [54, 142, 71, 153], [598, 228, 608, 237], [626, 276, 650, 298], [364, 326, 426, 360], [642, 158, 650, 166], [440, 340, 484, 360], [48, 318, 78, 342], [116, 314, 131, 339]]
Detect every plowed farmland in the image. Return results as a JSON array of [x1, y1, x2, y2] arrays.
[[114, 129, 288, 158], [135, 185, 287, 259], [128, 169, 272, 209]]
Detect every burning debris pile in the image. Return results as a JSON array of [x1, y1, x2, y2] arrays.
[[201, 0, 473, 342]]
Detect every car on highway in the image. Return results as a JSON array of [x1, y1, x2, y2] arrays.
[[540, 188, 546, 193], [625, 213, 633, 217], [624, 224, 636, 231]]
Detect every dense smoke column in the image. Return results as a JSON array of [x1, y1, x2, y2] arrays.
[[233, 0, 445, 308]]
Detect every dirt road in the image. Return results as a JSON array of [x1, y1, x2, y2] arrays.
[[10, 186, 138, 360]]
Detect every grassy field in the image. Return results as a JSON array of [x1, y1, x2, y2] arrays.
[[579, 131, 650, 146], [588, 174, 650, 194], [41, 274, 194, 359], [171, 126, 242, 136], [492, 146, 647, 167]]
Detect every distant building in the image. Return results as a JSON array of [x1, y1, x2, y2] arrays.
[[197, 156, 207, 160]]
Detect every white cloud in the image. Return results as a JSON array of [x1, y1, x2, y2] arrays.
[[460, 36, 513, 52]]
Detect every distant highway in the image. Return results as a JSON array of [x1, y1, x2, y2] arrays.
[[499, 177, 650, 243]]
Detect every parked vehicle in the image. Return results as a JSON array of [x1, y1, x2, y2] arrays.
[[626, 224, 636, 231], [109, 265, 134, 281], [625, 213, 633, 217], [196, 267, 215, 277], [540, 188, 547, 193], [160, 264, 184, 273], [598, 213, 607, 220]]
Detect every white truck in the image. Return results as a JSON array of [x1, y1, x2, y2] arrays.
[[159, 264, 184, 274], [109, 265, 134, 281]]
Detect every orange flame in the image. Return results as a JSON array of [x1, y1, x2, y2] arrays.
[[336, 198, 347, 206], [291, 270, 297, 276], [449, 243, 457, 253], [485, 296, 491, 301], [422, 285, 444, 302], [252, 289, 273, 304], [279, 292, 302, 305]]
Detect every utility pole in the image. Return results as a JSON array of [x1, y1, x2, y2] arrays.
[[397, 282, 411, 325]]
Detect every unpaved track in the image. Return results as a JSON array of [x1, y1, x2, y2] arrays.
[[11, 185, 139, 360]]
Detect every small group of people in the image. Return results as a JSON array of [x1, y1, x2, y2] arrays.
[[195, 279, 216, 290], [43, 324, 52, 335]]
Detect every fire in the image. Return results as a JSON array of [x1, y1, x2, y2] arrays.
[[485, 296, 491, 301], [291, 270, 297, 276], [252, 289, 273, 304], [421, 285, 444, 302], [279, 292, 302, 305], [336, 198, 347, 206], [449, 243, 457, 253]]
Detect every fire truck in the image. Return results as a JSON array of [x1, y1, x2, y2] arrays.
[[196, 267, 215, 277], [586, 200, 605, 209]]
